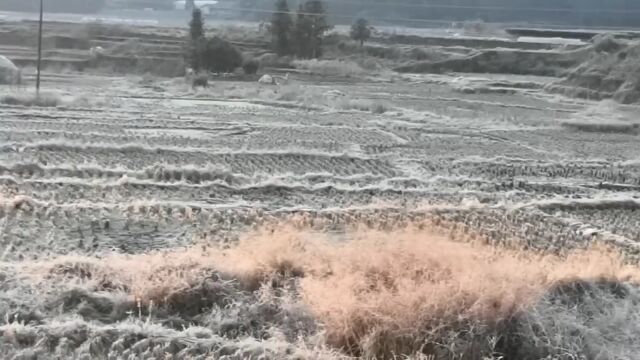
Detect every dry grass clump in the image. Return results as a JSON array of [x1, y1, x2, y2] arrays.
[[229, 226, 635, 358], [560, 101, 640, 134], [0, 92, 61, 107], [508, 279, 640, 359], [25, 221, 640, 358], [334, 99, 389, 114]]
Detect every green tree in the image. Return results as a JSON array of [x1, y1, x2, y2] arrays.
[[270, 0, 293, 56], [189, 8, 204, 41], [187, 8, 205, 71], [350, 18, 372, 47], [292, 4, 311, 58], [292, 0, 331, 58], [202, 37, 243, 73]]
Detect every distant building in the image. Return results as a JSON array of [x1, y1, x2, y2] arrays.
[[106, 0, 176, 11], [174, 0, 219, 14]]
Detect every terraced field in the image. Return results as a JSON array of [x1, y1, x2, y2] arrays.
[[0, 74, 636, 237], [1, 67, 640, 358]]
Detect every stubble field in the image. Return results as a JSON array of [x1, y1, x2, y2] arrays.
[[1, 58, 640, 358]]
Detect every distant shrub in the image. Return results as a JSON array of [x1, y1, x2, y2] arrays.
[[184, 10, 243, 74], [358, 57, 384, 71], [371, 103, 388, 114], [365, 45, 401, 59], [592, 34, 624, 53], [191, 75, 209, 89], [291, 0, 332, 58], [242, 59, 260, 75], [350, 18, 372, 47], [409, 47, 430, 60], [334, 98, 389, 114], [270, 0, 294, 56], [202, 37, 243, 73]]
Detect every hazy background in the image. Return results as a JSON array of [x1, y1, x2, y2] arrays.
[[1, 0, 640, 28]]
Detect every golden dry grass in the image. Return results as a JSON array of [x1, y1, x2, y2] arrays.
[[218, 224, 638, 357], [23, 221, 640, 358]]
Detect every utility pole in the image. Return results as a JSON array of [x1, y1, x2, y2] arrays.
[[36, 0, 44, 95]]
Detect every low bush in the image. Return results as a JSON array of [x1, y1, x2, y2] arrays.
[[242, 59, 260, 75], [332, 98, 389, 114], [201, 37, 243, 73]]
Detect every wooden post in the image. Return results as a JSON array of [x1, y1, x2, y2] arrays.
[[36, 0, 44, 94]]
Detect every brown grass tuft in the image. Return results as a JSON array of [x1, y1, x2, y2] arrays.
[[223, 225, 636, 357], [25, 221, 640, 358]]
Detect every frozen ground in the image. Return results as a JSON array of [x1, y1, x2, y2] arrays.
[[1, 71, 639, 256], [1, 69, 640, 358]]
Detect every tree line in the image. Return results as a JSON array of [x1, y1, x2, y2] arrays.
[[270, 0, 372, 58], [270, 0, 331, 58], [186, 0, 372, 74]]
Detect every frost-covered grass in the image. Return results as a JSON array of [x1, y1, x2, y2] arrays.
[[0, 92, 61, 107], [221, 82, 391, 114], [292, 59, 367, 77], [561, 100, 640, 133], [1, 48, 639, 360], [6, 221, 640, 359], [561, 120, 639, 133]]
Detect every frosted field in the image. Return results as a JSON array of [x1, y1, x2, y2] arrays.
[[1, 70, 640, 358], [1, 72, 639, 257]]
